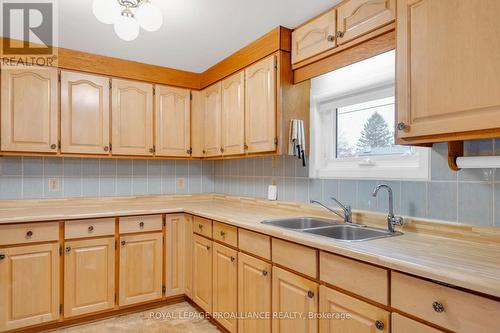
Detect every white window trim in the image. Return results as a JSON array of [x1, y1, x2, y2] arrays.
[[310, 84, 430, 181]]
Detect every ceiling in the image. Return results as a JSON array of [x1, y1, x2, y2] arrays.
[[57, 0, 339, 73]]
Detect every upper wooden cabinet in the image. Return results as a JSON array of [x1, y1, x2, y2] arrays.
[[155, 86, 191, 157], [245, 55, 277, 154], [1, 67, 58, 153], [396, 0, 500, 143], [221, 71, 245, 156], [337, 0, 395, 44], [111, 78, 154, 156], [202, 82, 222, 157], [0, 243, 60, 332], [292, 9, 336, 64], [61, 71, 110, 155]]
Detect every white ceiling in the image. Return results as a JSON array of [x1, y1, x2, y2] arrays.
[[57, 0, 339, 73]]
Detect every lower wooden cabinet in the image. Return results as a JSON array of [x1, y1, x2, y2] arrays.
[[64, 237, 115, 317], [192, 234, 213, 312], [0, 243, 60, 332], [272, 266, 318, 333], [238, 253, 272, 333], [212, 243, 238, 333], [392, 313, 443, 333], [119, 232, 163, 306], [319, 285, 389, 333], [165, 214, 185, 297]]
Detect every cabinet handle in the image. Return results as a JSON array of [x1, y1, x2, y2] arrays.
[[26, 230, 33, 238], [375, 320, 384, 330], [50, 144, 57, 150], [327, 34, 334, 42], [432, 301, 445, 313], [121, 240, 126, 247], [230, 256, 236, 262], [220, 231, 226, 237], [139, 221, 145, 228], [0, 254, 5, 260], [104, 146, 109, 152], [336, 31, 344, 38], [307, 290, 314, 298], [65, 246, 71, 253], [88, 225, 94, 232], [397, 122, 409, 131], [262, 270, 268, 276], [198, 224, 203, 230]]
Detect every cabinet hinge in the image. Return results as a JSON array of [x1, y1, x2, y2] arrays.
[[109, 143, 112, 152], [59, 304, 63, 314], [153, 87, 156, 95], [59, 245, 62, 256], [190, 92, 192, 100], [163, 220, 166, 226], [58, 140, 61, 149], [58, 72, 61, 83], [162, 286, 166, 294], [274, 137, 278, 146], [274, 56, 278, 70], [114, 240, 117, 249], [114, 293, 117, 302], [187, 147, 193, 155]]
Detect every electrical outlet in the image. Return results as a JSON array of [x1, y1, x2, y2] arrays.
[[48, 178, 60, 192], [176, 178, 185, 191]]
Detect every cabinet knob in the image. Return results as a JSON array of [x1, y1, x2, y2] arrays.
[[121, 240, 126, 247], [432, 301, 445, 313], [50, 144, 57, 150], [397, 122, 409, 131], [230, 256, 236, 262], [104, 146, 109, 152], [26, 230, 33, 238], [220, 231, 226, 237], [327, 34, 334, 42], [65, 246, 71, 253], [375, 320, 384, 330], [139, 221, 145, 228], [262, 270, 268, 276], [307, 290, 315, 298], [88, 225, 94, 232], [0, 254, 5, 260], [336, 31, 345, 38]]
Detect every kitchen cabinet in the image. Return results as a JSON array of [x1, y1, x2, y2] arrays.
[[155, 85, 191, 157], [238, 253, 272, 333], [245, 55, 277, 154], [337, 0, 395, 45], [184, 215, 193, 298], [202, 82, 222, 157], [60, 71, 110, 155], [192, 234, 213, 312], [319, 285, 389, 333], [165, 214, 185, 297], [0, 67, 58, 153], [119, 232, 163, 306], [221, 71, 245, 156], [392, 313, 444, 333], [0, 243, 60, 332], [212, 243, 238, 332], [291, 9, 336, 64], [272, 266, 318, 333], [111, 78, 154, 156], [64, 237, 115, 317], [396, 0, 500, 143]]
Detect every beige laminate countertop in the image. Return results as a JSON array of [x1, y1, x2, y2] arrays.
[[0, 195, 499, 299]]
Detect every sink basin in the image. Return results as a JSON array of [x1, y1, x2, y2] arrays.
[[261, 217, 342, 230], [304, 224, 402, 242]]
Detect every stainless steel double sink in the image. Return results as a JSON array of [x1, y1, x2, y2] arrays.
[[261, 217, 402, 242]]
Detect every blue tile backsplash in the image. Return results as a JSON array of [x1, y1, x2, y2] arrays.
[[0, 139, 499, 227]]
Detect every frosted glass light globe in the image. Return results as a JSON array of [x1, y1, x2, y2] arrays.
[[136, 2, 163, 32], [92, 0, 120, 24], [114, 15, 140, 41]]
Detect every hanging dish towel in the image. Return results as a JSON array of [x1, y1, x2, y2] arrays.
[[288, 119, 307, 167]]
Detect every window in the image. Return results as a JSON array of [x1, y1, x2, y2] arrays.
[[310, 51, 429, 180]]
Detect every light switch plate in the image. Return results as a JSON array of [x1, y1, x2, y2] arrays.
[[267, 185, 277, 201]]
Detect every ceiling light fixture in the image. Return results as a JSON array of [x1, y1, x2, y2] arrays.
[[92, 0, 163, 41]]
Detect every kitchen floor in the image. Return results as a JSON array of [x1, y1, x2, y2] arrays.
[[45, 302, 220, 333]]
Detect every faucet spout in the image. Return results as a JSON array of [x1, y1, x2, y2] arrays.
[[372, 184, 403, 233]]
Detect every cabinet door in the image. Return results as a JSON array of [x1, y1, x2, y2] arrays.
[[202, 82, 222, 157], [64, 237, 115, 317], [192, 234, 212, 312], [61, 71, 110, 155], [0, 243, 59, 332], [292, 9, 336, 64], [245, 55, 277, 154], [212, 243, 237, 333], [221, 71, 245, 156], [111, 78, 154, 156], [119, 232, 162, 306], [337, 0, 395, 45], [319, 285, 389, 333], [396, 0, 500, 140], [1, 67, 58, 153], [238, 253, 272, 333], [165, 214, 185, 297], [155, 85, 191, 157], [272, 266, 318, 333], [184, 215, 193, 298], [392, 313, 443, 333]]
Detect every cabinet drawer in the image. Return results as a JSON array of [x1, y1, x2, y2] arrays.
[[0, 222, 59, 245], [65, 218, 115, 239], [391, 272, 500, 333], [272, 238, 317, 278], [193, 216, 212, 238], [239, 229, 271, 260], [119, 215, 162, 234], [392, 313, 444, 333], [213, 221, 237, 247], [320, 251, 388, 305]]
